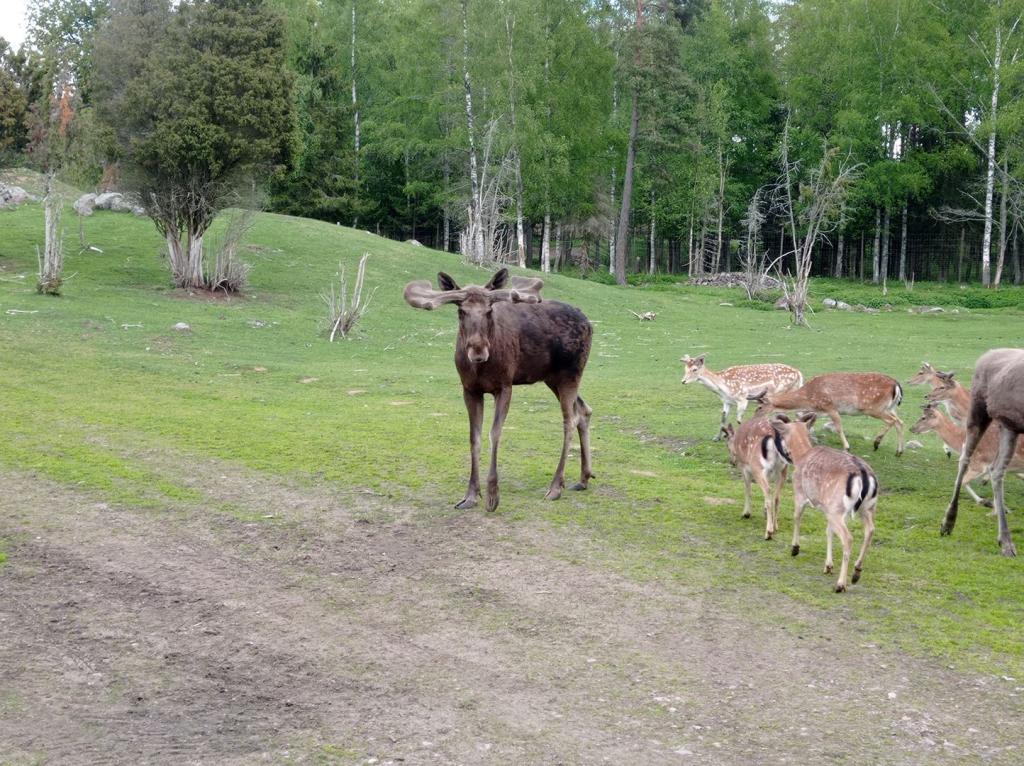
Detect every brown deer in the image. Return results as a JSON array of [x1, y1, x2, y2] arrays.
[[750, 372, 904, 455], [682, 354, 803, 439], [924, 371, 971, 424], [771, 413, 879, 593], [909, 362, 964, 458], [404, 268, 594, 512], [942, 348, 1024, 556], [721, 417, 789, 540]]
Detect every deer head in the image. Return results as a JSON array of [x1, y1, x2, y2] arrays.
[[681, 353, 707, 384], [720, 422, 738, 465], [769, 412, 816, 463], [908, 362, 937, 385], [910, 403, 942, 434], [403, 268, 543, 364]]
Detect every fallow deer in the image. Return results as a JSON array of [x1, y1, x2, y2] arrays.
[[404, 268, 594, 512], [771, 413, 879, 592], [942, 348, 1024, 556], [924, 371, 971, 424], [908, 362, 965, 457], [722, 417, 789, 540], [681, 354, 803, 439], [910, 404, 1024, 507], [751, 372, 904, 455]]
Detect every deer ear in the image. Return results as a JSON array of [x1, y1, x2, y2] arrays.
[[773, 413, 791, 424], [799, 412, 817, 428], [681, 354, 691, 362], [437, 272, 460, 291], [694, 353, 707, 365], [485, 268, 510, 291]]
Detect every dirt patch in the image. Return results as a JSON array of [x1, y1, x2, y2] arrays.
[[1, 456, 1023, 765]]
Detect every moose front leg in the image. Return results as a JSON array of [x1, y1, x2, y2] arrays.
[[486, 387, 512, 512], [456, 389, 485, 510]]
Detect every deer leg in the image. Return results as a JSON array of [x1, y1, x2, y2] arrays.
[[485, 387, 513, 512], [824, 524, 834, 575], [741, 468, 753, 519], [852, 501, 876, 584], [456, 389, 485, 510], [755, 471, 775, 538], [735, 398, 749, 424], [713, 401, 730, 440], [772, 466, 788, 540], [990, 426, 1018, 557], [546, 386, 579, 501], [570, 395, 595, 491], [791, 493, 807, 556], [942, 413, 991, 536], [872, 412, 904, 455], [962, 464, 993, 508], [826, 409, 848, 450], [831, 514, 854, 593]]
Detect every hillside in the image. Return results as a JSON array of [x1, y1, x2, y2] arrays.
[[1, 203, 1023, 764]]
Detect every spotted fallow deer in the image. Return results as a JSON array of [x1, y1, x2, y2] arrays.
[[751, 372, 904, 455], [771, 413, 879, 592], [722, 417, 789, 540], [681, 354, 803, 439], [908, 362, 966, 458], [942, 348, 1024, 557], [404, 268, 593, 512], [910, 404, 1024, 507]]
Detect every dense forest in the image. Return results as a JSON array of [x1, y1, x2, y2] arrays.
[[2, 0, 1023, 286]]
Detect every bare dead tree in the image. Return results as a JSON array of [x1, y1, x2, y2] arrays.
[[207, 208, 256, 293], [37, 172, 65, 295], [774, 130, 859, 326], [460, 119, 517, 265], [322, 253, 376, 341]]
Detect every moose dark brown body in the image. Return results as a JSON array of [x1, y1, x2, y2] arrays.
[[942, 348, 1024, 556], [405, 269, 594, 512]]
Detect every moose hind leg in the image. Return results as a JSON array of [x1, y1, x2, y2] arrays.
[[546, 386, 579, 501], [991, 426, 1019, 557], [571, 395, 595, 491]]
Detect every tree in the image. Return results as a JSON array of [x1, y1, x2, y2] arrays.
[[96, 0, 295, 290]]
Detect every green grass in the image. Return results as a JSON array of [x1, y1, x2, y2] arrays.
[[2, 201, 1024, 676]]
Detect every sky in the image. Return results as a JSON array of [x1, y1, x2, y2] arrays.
[[0, 0, 30, 49]]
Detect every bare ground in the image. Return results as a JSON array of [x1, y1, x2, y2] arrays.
[[1, 447, 1022, 765]]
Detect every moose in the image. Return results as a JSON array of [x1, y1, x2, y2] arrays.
[[404, 268, 594, 512], [942, 348, 1024, 557]]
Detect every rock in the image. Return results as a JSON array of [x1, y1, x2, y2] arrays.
[[74, 193, 98, 216], [822, 298, 838, 308], [909, 305, 945, 314], [836, 300, 852, 311], [689, 271, 783, 290], [172, 322, 191, 332], [0, 185, 30, 208], [405, 238, 423, 247], [774, 296, 791, 310], [94, 191, 123, 210], [856, 304, 880, 314], [905, 440, 924, 450], [718, 302, 733, 307]]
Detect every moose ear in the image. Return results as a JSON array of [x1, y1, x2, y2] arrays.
[[437, 272, 460, 291], [485, 268, 510, 291]]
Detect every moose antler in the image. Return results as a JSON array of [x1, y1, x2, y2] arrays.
[[403, 280, 467, 310]]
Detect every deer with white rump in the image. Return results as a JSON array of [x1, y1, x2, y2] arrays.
[[751, 372, 905, 455], [771, 413, 879, 592], [722, 417, 789, 540], [681, 353, 803, 439]]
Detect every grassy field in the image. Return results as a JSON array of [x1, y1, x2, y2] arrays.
[[2, 200, 1023, 679]]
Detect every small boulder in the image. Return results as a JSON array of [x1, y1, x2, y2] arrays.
[[172, 322, 191, 332], [406, 239, 423, 247], [905, 440, 924, 451], [774, 296, 791, 311], [74, 193, 98, 216], [836, 300, 852, 311], [94, 191, 123, 210], [822, 298, 838, 308], [0, 185, 30, 208]]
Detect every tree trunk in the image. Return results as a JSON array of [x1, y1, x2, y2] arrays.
[[834, 231, 844, 278], [443, 159, 450, 252], [608, 167, 616, 274], [958, 226, 966, 283], [715, 141, 725, 273], [898, 203, 908, 282], [871, 207, 881, 283], [980, 25, 1003, 287], [614, 91, 639, 285], [554, 219, 562, 272], [1013, 230, 1021, 285], [541, 213, 551, 273], [505, 15, 526, 269], [351, 1, 360, 228], [687, 219, 694, 276], [186, 229, 204, 289], [859, 231, 865, 280], [880, 209, 890, 283], [38, 174, 65, 294], [649, 191, 656, 275], [995, 157, 1009, 286], [462, 0, 483, 263]]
